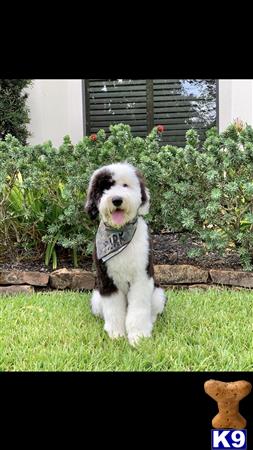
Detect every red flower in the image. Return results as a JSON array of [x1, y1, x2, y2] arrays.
[[157, 125, 165, 133], [90, 134, 97, 141]]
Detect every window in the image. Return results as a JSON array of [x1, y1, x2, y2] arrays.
[[84, 79, 217, 146]]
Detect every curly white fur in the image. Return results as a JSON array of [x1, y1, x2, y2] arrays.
[[88, 163, 166, 346]]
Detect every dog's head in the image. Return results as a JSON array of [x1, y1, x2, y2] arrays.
[[85, 163, 150, 228]]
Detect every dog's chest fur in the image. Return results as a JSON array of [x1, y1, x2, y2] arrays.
[[105, 217, 150, 293]]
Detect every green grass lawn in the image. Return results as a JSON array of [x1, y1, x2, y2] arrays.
[[0, 289, 252, 371]]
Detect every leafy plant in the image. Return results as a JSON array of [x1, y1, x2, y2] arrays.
[[2, 121, 253, 270], [0, 80, 32, 144], [159, 122, 253, 269]]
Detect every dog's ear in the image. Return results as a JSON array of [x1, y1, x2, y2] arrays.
[[136, 169, 150, 215], [85, 167, 114, 220], [85, 192, 99, 220], [85, 171, 99, 220]]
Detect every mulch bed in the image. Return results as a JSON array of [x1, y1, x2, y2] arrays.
[[0, 232, 243, 272], [152, 232, 242, 270]]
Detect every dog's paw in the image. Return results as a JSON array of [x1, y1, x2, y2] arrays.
[[104, 324, 126, 340], [128, 331, 151, 347]]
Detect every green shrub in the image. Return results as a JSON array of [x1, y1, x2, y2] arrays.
[[0, 125, 165, 267], [159, 121, 253, 270], [2, 121, 253, 270], [0, 80, 32, 144]]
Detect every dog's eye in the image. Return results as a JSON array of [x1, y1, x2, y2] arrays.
[[123, 183, 128, 187]]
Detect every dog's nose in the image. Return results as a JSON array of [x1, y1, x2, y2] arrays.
[[112, 196, 123, 207]]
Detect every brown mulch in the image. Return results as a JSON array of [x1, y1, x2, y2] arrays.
[[152, 232, 242, 270], [0, 232, 243, 273]]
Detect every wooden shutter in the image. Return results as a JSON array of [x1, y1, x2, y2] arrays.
[[85, 79, 216, 146], [85, 79, 148, 137], [153, 79, 216, 146]]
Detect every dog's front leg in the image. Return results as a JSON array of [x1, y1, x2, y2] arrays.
[[126, 278, 153, 346], [102, 291, 127, 339]]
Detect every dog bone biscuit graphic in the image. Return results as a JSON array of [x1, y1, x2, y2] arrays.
[[204, 379, 252, 429]]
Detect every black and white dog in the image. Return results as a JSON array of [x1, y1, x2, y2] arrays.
[[85, 162, 166, 346]]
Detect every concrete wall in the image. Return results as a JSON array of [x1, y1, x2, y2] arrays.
[[26, 80, 84, 147]]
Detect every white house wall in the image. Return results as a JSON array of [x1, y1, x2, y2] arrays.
[[26, 79, 253, 146], [219, 79, 253, 131], [26, 80, 84, 147]]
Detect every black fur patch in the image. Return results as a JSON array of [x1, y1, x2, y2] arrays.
[[135, 169, 148, 205], [146, 231, 160, 288], [93, 242, 118, 296], [85, 168, 115, 219]]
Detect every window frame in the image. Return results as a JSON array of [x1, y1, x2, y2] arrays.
[[82, 79, 219, 137]]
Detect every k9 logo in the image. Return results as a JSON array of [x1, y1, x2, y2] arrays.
[[211, 430, 247, 449]]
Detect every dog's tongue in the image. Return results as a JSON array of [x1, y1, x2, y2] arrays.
[[112, 210, 125, 225]]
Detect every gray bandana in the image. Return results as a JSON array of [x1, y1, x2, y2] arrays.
[[96, 218, 138, 262]]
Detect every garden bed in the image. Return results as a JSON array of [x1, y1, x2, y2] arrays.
[[0, 233, 253, 294], [0, 232, 243, 273], [1, 232, 252, 295], [152, 232, 242, 270]]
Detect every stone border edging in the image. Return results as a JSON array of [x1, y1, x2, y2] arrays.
[[1, 265, 253, 295]]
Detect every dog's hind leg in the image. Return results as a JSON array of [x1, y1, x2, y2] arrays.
[[151, 287, 167, 324], [91, 290, 104, 319]]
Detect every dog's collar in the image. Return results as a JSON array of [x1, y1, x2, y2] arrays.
[[96, 216, 138, 263]]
